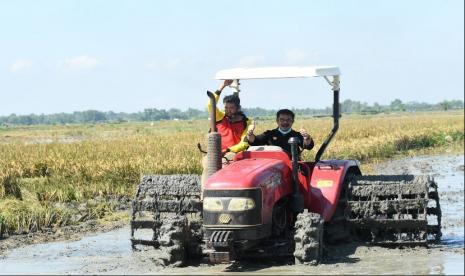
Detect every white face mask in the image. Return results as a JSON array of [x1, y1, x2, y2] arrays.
[[278, 127, 292, 135]]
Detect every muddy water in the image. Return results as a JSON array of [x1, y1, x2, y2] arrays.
[[0, 154, 463, 275]]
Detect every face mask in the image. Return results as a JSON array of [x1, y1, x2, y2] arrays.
[[278, 128, 292, 135]]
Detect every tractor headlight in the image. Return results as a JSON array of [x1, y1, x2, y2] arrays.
[[203, 197, 223, 211], [227, 197, 255, 211]]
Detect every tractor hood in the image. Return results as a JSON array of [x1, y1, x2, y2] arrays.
[[204, 158, 290, 190]]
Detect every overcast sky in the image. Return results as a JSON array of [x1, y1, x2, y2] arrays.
[[0, 0, 463, 116]]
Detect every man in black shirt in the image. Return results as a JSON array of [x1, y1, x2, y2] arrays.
[[246, 109, 314, 158]]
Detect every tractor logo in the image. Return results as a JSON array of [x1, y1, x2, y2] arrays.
[[219, 214, 232, 224]]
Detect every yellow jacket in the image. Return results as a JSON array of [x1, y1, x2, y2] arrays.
[[207, 93, 250, 153]]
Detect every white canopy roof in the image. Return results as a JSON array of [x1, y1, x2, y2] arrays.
[[215, 66, 340, 80]]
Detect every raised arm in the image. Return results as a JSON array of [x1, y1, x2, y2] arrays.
[[207, 80, 233, 122]]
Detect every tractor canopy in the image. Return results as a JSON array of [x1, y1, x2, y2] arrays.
[[214, 65, 341, 162], [215, 66, 340, 79]]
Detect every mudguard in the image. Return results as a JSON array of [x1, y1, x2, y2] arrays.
[[307, 159, 360, 221]]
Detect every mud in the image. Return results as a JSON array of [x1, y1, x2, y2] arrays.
[[0, 154, 463, 274], [0, 219, 127, 257], [294, 212, 324, 264]]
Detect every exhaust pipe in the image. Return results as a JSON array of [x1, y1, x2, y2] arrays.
[[289, 137, 304, 214], [206, 91, 222, 177]]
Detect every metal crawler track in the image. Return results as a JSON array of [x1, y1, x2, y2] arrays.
[[346, 175, 441, 245], [130, 174, 202, 256]]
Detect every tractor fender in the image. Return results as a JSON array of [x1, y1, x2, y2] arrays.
[[307, 159, 361, 221]]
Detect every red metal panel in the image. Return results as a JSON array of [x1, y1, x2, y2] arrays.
[[308, 160, 359, 221], [233, 150, 291, 164], [205, 158, 286, 189], [204, 150, 359, 224], [204, 156, 293, 225]]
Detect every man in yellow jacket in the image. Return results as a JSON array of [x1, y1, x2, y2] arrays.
[[201, 80, 251, 188]]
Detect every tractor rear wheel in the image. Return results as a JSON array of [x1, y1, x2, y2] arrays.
[[293, 211, 324, 265]]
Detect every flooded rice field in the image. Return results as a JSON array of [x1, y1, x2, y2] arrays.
[[0, 154, 463, 275]]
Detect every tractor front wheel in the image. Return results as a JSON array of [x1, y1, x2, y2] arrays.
[[293, 211, 324, 265]]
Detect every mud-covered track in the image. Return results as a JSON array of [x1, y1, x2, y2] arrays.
[[347, 175, 441, 245], [130, 174, 202, 252]]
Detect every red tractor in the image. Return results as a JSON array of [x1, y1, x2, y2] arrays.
[[130, 66, 441, 266]]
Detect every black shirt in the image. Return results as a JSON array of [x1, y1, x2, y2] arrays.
[[247, 128, 314, 157]]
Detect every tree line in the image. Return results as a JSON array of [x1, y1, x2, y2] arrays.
[[1, 99, 463, 126]]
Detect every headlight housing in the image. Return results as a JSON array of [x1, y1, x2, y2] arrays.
[[227, 197, 255, 211], [203, 197, 256, 212], [203, 197, 223, 211]]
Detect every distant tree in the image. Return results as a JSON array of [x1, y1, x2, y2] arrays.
[[390, 99, 405, 111], [80, 110, 107, 123], [185, 108, 206, 119], [436, 100, 464, 111], [451, 100, 464, 109], [373, 102, 382, 112], [168, 108, 187, 120], [0, 98, 462, 126], [439, 100, 451, 111]]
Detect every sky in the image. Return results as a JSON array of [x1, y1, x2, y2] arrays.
[[0, 0, 463, 116]]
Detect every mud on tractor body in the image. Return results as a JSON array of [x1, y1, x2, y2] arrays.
[[130, 66, 441, 266]]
